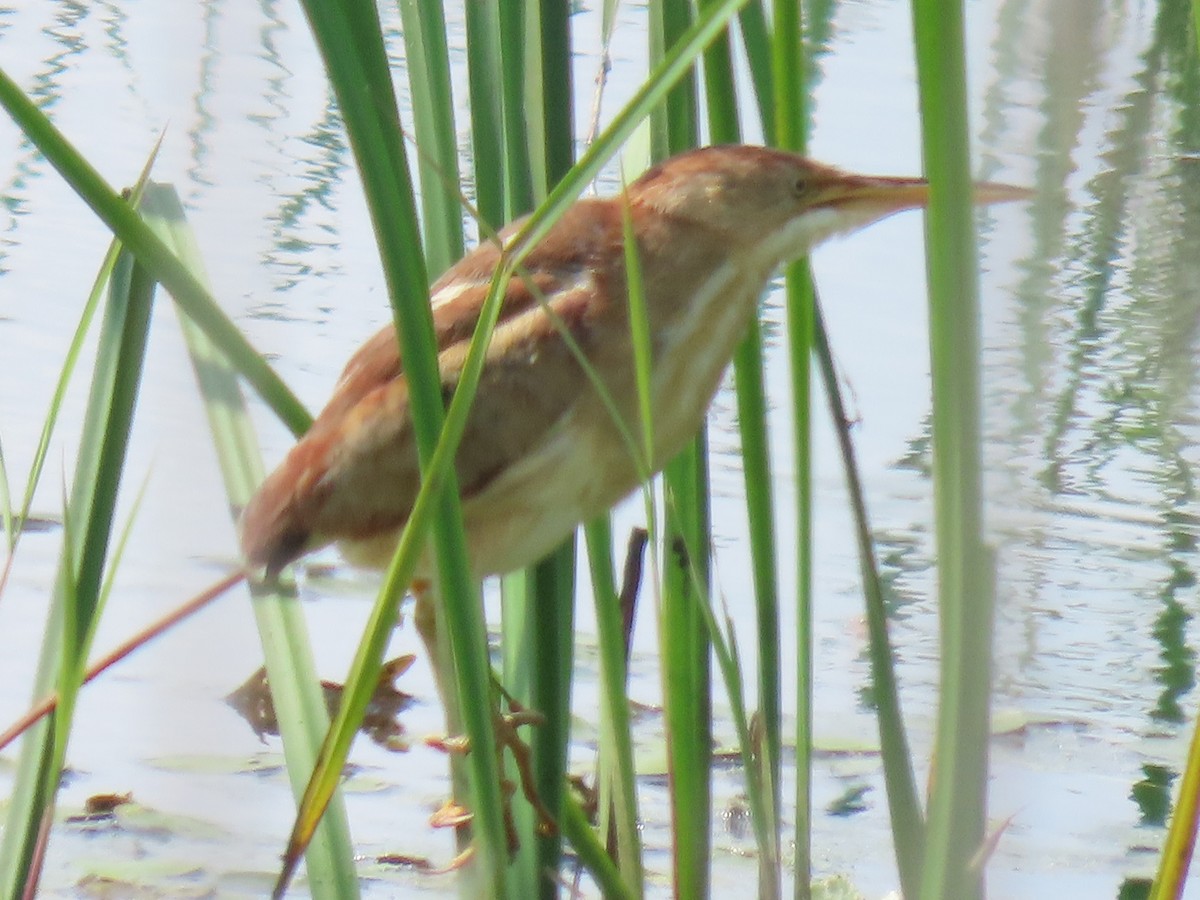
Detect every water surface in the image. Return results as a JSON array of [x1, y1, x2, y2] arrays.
[[1, 1, 1197, 897]]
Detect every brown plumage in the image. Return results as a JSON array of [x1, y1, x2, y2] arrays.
[[239, 145, 1027, 578]]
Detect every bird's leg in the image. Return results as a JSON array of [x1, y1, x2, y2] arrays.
[[491, 696, 555, 836], [413, 580, 557, 853], [412, 578, 462, 733], [425, 700, 555, 852], [412, 578, 473, 851]]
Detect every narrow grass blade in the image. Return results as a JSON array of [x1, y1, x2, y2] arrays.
[[737, 1, 775, 140], [648, 0, 699, 158], [561, 790, 638, 900], [497, 10, 578, 895], [0, 234, 155, 897], [141, 182, 357, 896], [465, 1, 507, 227], [813, 300, 925, 895], [584, 517, 644, 894], [644, 6, 716, 896], [672, 564, 776, 886], [1194, 0, 1200, 62], [619, 190, 711, 896], [398, 0, 463, 275], [493, 1, 541, 876], [1149, 705, 1200, 898], [496, 0, 534, 211], [620, 196, 654, 495], [911, 3, 996, 898], [2, 144, 161, 577], [0, 67, 310, 436], [731, 311, 781, 871], [510, 545, 576, 898], [29, 471, 156, 898], [701, 8, 794, 893], [766, 2, 816, 895], [659, 441, 714, 897], [536, 0, 574, 189]]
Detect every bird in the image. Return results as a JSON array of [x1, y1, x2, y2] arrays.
[[239, 144, 1026, 582]]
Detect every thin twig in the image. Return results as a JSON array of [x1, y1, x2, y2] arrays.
[[0, 568, 246, 752], [20, 805, 53, 900], [618, 526, 647, 668], [583, 2, 620, 157]]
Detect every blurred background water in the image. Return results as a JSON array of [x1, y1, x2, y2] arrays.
[[1, 1, 1198, 896]]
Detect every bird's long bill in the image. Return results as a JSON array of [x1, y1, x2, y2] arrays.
[[820, 171, 1032, 214]]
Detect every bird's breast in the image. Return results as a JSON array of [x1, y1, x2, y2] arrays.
[[643, 253, 771, 466]]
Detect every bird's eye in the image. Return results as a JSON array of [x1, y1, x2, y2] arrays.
[[791, 177, 808, 197]]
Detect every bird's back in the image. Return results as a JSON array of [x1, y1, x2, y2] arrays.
[[239, 200, 632, 575]]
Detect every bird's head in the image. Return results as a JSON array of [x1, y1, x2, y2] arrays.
[[627, 144, 1028, 264]]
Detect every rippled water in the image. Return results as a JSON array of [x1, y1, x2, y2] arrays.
[[2, 1, 1198, 897]]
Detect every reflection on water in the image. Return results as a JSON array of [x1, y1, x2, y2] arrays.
[[1, 0, 1200, 897], [225, 656, 415, 752], [979, 1, 1200, 896]]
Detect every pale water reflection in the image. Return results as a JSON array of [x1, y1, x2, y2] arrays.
[[0, 1, 1197, 898]]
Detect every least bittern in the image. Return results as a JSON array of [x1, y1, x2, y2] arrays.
[[240, 145, 1025, 579], [238, 143, 1026, 850]]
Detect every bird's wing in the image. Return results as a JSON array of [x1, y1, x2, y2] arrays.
[[239, 200, 625, 572]]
